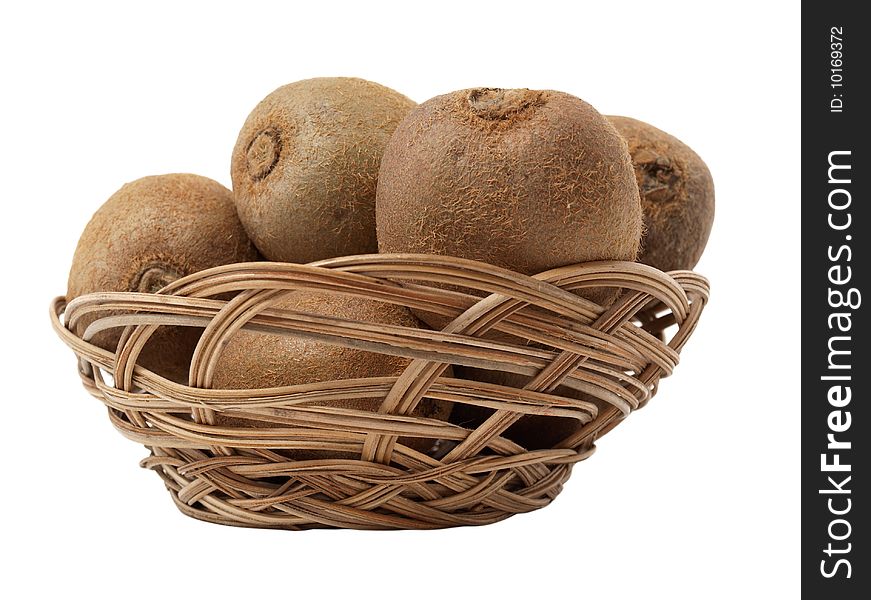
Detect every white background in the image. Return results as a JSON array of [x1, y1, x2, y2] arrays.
[[1, 1, 800, 598]]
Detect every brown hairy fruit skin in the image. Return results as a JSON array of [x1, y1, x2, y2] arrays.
[[67, 174, 259, 382], [212, 291, 453, 458], [377, 88, 643, 329], [231, 77, 416, 263], [608, 116, 715, 272], [453, 366, 606, 450]]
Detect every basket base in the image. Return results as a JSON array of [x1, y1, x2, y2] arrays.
[[143, 448, 580, 531]]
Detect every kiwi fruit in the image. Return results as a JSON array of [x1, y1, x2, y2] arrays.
[[608, 116, 715, 272], [211, 290, 452, 458], [231, 77, 416, 263], [67, 174, 259, 382], [376, 87, 643, 328], [451, 366, 602, 450]]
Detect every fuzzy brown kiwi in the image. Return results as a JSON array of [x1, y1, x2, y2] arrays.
[[211, 291, 453, 458], [376, 88, 643, 329], [67, 174, 260, 382], [608, 116, 715, 272], [231, 77, 416, 263], [452, 366, 605, 450]]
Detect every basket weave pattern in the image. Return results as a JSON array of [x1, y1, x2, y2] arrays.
[[51, 254, 709, 530]]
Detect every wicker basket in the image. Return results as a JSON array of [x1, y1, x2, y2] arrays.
[[50, 254, 709, 530]]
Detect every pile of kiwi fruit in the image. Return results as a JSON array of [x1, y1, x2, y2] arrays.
[[67, 77, 714, 457]]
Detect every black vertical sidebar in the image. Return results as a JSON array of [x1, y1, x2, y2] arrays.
[[802, 4, 868, 597]]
